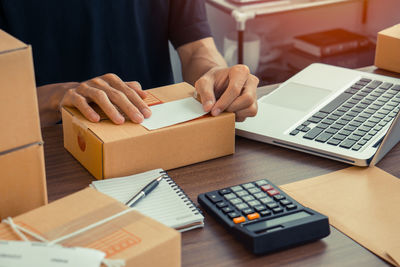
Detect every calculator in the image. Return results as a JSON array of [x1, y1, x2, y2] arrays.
[[198, 179, 330, 254]]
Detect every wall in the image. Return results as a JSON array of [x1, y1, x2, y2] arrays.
[[207, 0, 400, 66], [171, 0, 400, 83], [206, 0, 400, 62]]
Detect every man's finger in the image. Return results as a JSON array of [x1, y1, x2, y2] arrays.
[[61, 89, 100, 122], [71, 92, 100, 122], [195, 75, 216, 112], [226, 75, 258, 112], [76, 84, 125, 124], [126, 81, 148, 99], [211, 65, 249, 116], [102, 74, 151, 119], [234, 102, 258, 122], [124, 87, 152, 119], [87, 74, 148, 122], [103, 87, 145, 123]]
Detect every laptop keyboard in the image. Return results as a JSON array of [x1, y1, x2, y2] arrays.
[[290, 78, 400, 151]]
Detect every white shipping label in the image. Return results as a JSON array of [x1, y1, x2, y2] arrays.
[[0, 240, 105, 267], [141, 97, 207, 130]]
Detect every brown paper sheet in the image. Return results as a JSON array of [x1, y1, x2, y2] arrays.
[[280, 167, 400, 266]]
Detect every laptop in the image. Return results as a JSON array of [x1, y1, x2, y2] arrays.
[[236, 63, 400, 166]]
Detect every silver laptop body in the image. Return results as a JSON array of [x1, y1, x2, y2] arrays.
[[236, 63, 400, 166]]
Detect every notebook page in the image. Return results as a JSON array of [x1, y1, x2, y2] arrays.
[[91, 169, 204, 231]]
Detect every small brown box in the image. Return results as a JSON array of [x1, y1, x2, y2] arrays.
[[0, 188, 181, 267], [375, 24, 400, 73], [62, 82, 235, 179], [0, 29, 47, 219]]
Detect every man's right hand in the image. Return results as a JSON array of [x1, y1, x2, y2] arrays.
[[60, 73, 152, 124]]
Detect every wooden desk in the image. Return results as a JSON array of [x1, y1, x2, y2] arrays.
[[43, 66, 399, 266]]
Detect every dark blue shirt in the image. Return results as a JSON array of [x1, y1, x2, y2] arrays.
[[0, 0, 211, 88]]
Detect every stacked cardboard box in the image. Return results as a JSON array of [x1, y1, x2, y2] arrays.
[[0, 29, 47, 219]]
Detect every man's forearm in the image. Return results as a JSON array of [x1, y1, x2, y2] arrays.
[[178, 37, 227, 85], [37, 82, 79, 127]]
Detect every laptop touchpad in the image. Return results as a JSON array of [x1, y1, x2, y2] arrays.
[[261, 82, 331, 112]]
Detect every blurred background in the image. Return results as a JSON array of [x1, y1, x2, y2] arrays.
[[171, 0, 400, 86]]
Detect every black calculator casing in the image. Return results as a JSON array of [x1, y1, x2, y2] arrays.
[[198, 180, 330, 254]]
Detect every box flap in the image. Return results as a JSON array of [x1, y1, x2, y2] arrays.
[[0, 29, 27, 53]]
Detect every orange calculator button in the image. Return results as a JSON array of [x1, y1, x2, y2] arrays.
[[233, 216, 246, 224], [267, 189, 280, 196], [247, 213, 260, 220], [261, 185, 274, 192]]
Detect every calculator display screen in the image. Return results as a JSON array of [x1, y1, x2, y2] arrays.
[[246, 211, 311, 233]]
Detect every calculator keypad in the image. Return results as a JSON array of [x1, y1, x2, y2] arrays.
[[199, 178, 330, 255], [206, 179, 297, 224]]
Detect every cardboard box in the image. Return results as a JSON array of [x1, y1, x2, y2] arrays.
[[0, 188, 181, 267], [375, 24, 400, 73], [0, 29, 47, 219], [62, 82, 235, 179], [0, 29, 42, 152], [0, 143, 47, 219]]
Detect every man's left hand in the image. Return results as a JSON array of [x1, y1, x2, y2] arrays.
[[195, 64, 259, 122]]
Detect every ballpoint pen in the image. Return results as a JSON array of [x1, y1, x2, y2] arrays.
[[125, 175, 163, 207]]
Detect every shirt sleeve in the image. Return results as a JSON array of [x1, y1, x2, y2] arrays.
[[168, 0, 212, 49]]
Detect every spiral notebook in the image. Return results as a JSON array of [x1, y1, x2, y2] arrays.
[[90, 169, 204, 232]]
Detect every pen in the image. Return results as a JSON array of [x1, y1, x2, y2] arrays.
[[125, 175, 163, 207]]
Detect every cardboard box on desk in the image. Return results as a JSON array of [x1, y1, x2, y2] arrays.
[[0, 29, 47, 219], [375, 24, 400, 73], [0, 29, 42, 152], [0, 143, 47, 219], [0, 187, 181, 267], [62, 82, 235, 179]]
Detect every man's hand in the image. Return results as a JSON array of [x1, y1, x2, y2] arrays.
[[195, 65, 259, 122], [177, 37, 259, 122], [60, 73, 152, 124]]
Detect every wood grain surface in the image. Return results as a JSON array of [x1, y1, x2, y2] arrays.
[[42, 66, 400, 266]]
